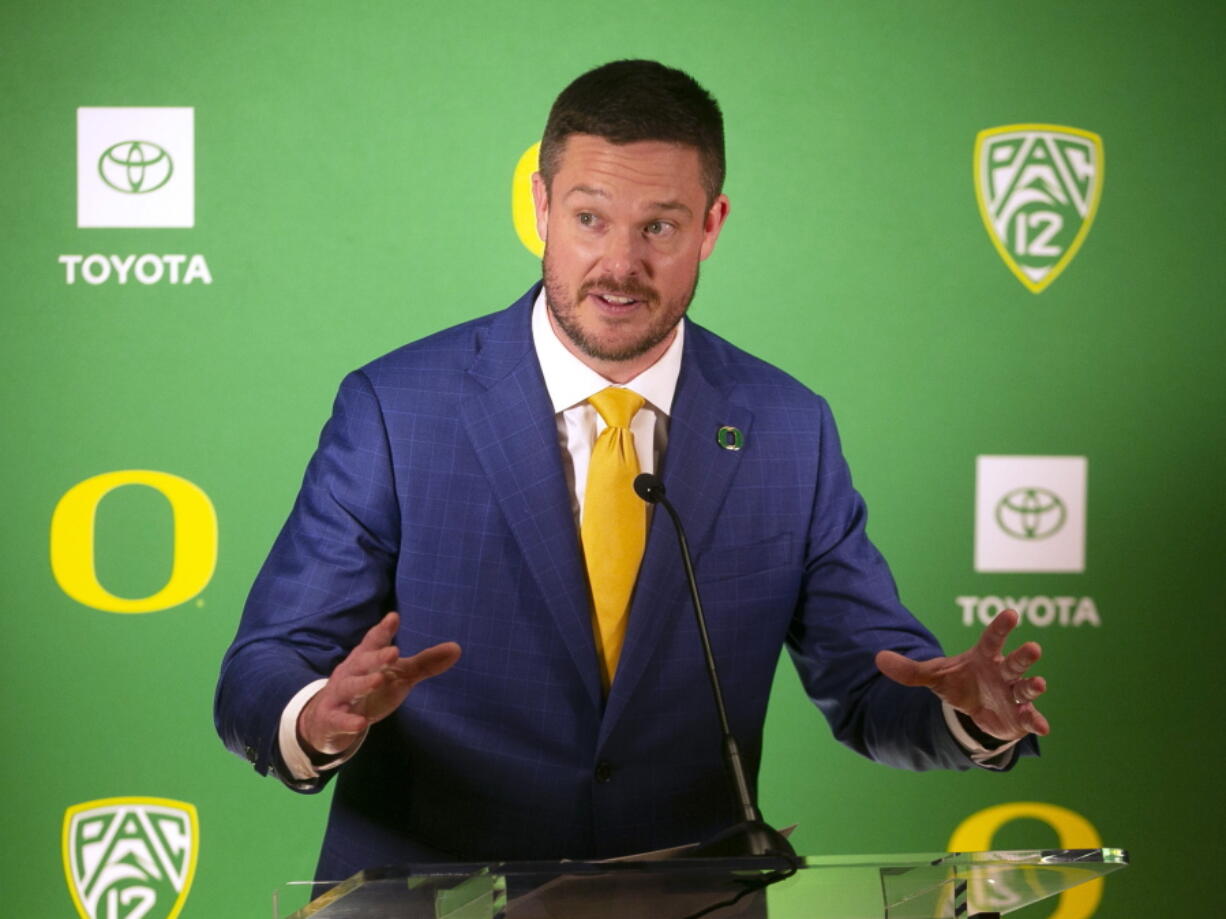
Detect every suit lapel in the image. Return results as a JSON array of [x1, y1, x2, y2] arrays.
[[600, 325, 753, 739], [460, 290, 603, 710]]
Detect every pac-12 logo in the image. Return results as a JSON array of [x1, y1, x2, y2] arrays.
[[63, 797, 198, 919], [974, 125, 1104, 293]]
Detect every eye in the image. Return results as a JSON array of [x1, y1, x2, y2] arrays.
[[645, 220, 675, 238], [577, 212, 598, 227]]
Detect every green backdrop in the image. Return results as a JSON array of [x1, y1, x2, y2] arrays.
[[4, 1, 1223, 916]]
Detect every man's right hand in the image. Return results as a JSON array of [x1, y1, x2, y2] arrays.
[[297, 611, 461, 759]]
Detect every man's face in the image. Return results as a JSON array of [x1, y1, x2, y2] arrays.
[[532, 134, 729, 381]]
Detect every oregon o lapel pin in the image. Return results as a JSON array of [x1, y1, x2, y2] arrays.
[[716, 426, 744, 451]]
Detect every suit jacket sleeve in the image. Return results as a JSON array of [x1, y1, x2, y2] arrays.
[[214, 369, 400, 790], [785, 397, 1038, 771]]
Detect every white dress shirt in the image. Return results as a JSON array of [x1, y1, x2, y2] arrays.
[[530, 289, 683, 526]]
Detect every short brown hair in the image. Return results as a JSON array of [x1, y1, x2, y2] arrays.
[[539, 60, 726, 205]]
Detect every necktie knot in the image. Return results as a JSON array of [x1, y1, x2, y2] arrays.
[[588, 387, 645, 430]]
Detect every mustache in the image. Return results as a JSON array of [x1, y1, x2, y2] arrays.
[[578, 277, 658, 302]]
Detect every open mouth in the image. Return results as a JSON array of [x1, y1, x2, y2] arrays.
[[594, 293, 639, 307], [583, 284, 656, 313]]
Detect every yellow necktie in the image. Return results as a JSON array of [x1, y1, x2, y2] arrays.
[[582, 387, 647, 690]]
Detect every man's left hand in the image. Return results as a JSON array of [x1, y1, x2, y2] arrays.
[[875, 608, 1049, 741]]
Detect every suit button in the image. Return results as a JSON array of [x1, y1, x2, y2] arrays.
[[594, 761, 613, 783]]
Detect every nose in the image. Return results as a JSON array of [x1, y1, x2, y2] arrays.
[[598, 226, 646, 279]]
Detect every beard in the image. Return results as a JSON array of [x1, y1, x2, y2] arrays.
[[541, 256, 700, 364]]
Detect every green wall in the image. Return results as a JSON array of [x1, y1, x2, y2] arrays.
[[4, 1, 1223, 915]]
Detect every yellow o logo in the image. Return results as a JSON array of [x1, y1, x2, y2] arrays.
[[949, 802, 1104, 919], [512, 142, 544, 257], [50, 470, 217, 613]]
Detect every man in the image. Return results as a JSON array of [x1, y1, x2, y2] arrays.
[[215, 60, 1047, 882]]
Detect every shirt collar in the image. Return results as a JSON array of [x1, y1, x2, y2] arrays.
[[531, 288, 683, 417]]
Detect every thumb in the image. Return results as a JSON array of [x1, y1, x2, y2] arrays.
[[875, 650, 930, 687], [390, 642, 463, 687]]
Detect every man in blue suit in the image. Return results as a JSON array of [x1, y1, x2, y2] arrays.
[[215, 60, 1048, 881]]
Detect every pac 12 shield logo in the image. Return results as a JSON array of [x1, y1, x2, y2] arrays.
[[63, 797, 199, 919], [974, 124, 1104, 293]]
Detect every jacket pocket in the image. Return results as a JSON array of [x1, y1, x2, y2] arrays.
[[696, 532, 794, 585]]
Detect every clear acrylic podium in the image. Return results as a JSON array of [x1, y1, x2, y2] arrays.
[[275, 848, 1128, 918]]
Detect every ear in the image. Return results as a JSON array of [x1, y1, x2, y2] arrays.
[[531, 172, 549, 242], [699, 194, 730, 261]]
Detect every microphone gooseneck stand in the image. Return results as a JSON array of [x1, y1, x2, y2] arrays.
[[633, 473, 797, 863]]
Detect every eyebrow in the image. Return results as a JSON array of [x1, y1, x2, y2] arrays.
[[564, 185, 693, 217], [565, 184, 609, 200]]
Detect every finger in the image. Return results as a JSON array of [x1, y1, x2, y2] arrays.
[[330, 645, 391, 684], [1012, 675, 1046, 703], [355, 611, 400, 652], [1001, 641, 1042, 680], [977, 608, 1019, 657], [875, 650, 936, 688], [347, 644, 399, 677], [330, 670, 387, 705], [1021, 704, 1051, 737], [298, 697, 369, 754], [385, 642, 462, 688]]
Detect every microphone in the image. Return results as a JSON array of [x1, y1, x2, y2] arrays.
[[634, 473, 796, 860]]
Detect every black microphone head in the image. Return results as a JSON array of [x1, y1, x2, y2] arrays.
[[633, 473, 665, 504]]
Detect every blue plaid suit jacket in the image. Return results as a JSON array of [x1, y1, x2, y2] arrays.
[[215, 284, 1033, 879]]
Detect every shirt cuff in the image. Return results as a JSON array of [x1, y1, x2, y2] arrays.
[[942, 702, 1023, 769], [278, 679, 368, 781]]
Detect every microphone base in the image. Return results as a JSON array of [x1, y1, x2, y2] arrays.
[[688, 820, 798, 859]]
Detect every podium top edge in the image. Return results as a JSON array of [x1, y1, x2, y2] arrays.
[[323, 848, 1128, 882]]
